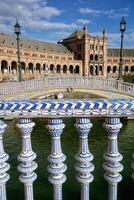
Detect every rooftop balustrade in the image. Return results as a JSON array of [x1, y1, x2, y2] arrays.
[[0, 99, 134, 200]]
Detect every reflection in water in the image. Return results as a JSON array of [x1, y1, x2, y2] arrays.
[[4, 118, 134, 200]]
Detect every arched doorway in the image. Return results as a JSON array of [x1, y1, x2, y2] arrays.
[[21, 62, 26, 74], [50, 64, 55, 74], [69, 65, 73, 74], [131, 66, 134, 74], [75, 65, 80, 74], [28, 63, 34, 74], [36, 63, 41, 74], [125, 66, 129, 74], [56, 65, 61, 74], [63, 65, 67, 74], [90, 65, 93, 75], [107, 66, 111, 76], [95, 65, 98, 75], [11, 61, 17, 74], [1, 60, 8, 73]]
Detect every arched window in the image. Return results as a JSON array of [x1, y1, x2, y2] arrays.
[[95, 54, 98, 61], [90, 54, 93, 61], [99, 66, 102, 71], [113, 66, 117, 73]]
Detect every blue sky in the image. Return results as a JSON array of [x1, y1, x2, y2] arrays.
[[0, 0, 134, 48]]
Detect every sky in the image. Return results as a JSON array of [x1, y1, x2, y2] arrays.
[[0, 0, 134, 48]]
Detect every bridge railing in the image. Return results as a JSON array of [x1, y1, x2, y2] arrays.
[[0, 99, 134, 200], [0, 76, 134, 98]]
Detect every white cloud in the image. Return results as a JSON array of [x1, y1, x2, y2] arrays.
[[79, 7, 129, 18], [0, 0, 77, 38], [76, 19, 91, 25]]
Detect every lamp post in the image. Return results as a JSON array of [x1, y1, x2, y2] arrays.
[[14, 20, 22, 82], [118, 16, 126, 81]]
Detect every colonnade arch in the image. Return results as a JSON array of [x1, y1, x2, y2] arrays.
[[63, 65, 67, 74], [11, 61, 17, 74], [29, 63, 34, 74], [1, 60, 8, 73]]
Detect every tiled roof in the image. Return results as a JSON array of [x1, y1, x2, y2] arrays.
[[0, 33, 72, 55], [108, 48, 134, 57], [65, 29, 85, 39]]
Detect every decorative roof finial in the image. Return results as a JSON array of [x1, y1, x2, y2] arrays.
[[103, 28, 106, 38], [83, 24, 88, 36]]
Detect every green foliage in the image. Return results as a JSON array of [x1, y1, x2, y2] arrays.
[[123, 74, 134, 83]]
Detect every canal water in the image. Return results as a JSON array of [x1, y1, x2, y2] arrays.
[[4, 93, 134, 200]]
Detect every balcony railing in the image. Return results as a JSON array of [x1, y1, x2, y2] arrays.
[[0, 99, 134, 200]]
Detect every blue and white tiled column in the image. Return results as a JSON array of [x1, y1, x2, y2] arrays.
[[17, 118, 37, 200], [0, 120, 10, 200], [75, 118, 94, 200], [103, 118, 123, 200], [47, 118, 67, 200]]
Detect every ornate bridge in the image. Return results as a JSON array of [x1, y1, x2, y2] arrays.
[[0, 76, 134, 99], [0, 99, 134, 200]]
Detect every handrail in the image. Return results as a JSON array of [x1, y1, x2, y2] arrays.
[[0, 98, 134, 200]]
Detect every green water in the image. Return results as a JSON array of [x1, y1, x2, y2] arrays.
[[4, 118, 134, 200]]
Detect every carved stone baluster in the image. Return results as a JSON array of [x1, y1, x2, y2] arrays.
[[75, 118, 94, 200], [47, 118, 67, 200], [17, 118, 37, 200], [103, 118, 123, 200], [0, 120, 10, 200]]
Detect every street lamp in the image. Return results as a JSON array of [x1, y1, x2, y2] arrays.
[[14, 20, 22, 82], [118, 16, 126, 80]]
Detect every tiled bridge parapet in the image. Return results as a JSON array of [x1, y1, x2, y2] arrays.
[[0, 76, 134, 99], [0, 99, 134, 200]]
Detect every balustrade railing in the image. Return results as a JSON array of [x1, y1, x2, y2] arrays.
[[0, 99, 134, 200], [0, 76, 134, 98]]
